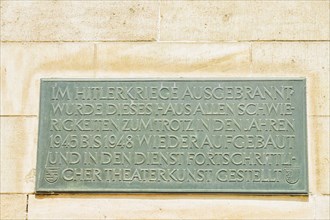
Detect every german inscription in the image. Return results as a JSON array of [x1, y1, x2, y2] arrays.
[[36, 79, 308, 193]]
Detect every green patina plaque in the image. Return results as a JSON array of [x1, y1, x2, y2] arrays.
[[36, 79, 308, 193]]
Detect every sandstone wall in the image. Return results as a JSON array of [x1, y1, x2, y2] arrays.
[[1, 1, 329, 219]]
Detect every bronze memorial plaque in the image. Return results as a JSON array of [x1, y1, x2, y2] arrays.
[[36, 79, 308, 193]]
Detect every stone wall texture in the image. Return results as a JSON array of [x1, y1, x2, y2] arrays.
[[1, 1, 329, 219]]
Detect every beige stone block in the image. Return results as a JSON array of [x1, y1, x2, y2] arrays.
[[28, 194, 314, 220], [309, 116, 330, 195], [297, 115, 329, 195], [95, 42, 251, 76], [0, 194, 27, 220], [0, 43, 95, 115], [160, 1, 330, 41], [0, 117, 37, 193], [315, 195, 330, 219], [252, 42, 330, 116], [1, 1, 158, 42]]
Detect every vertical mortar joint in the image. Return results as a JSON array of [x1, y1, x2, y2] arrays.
[[25, 194, 29, 220]]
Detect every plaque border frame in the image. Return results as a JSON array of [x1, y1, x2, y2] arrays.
[[35, 78, 308, 194]]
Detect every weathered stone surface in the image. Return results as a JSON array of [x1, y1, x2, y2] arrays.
[[252, 42, 330, 116], [315, 195, 330, 219], [95, 42, 251, 75], [1, 1, 158, 41], [1, 0, 329, 218], [28, 194, 314, 219], [0, 194, 27, 220], [0, 117, 37, 193], [160, 1, 330, 41], [0, 43, 94, 115], [310, 117, 330, 195]]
